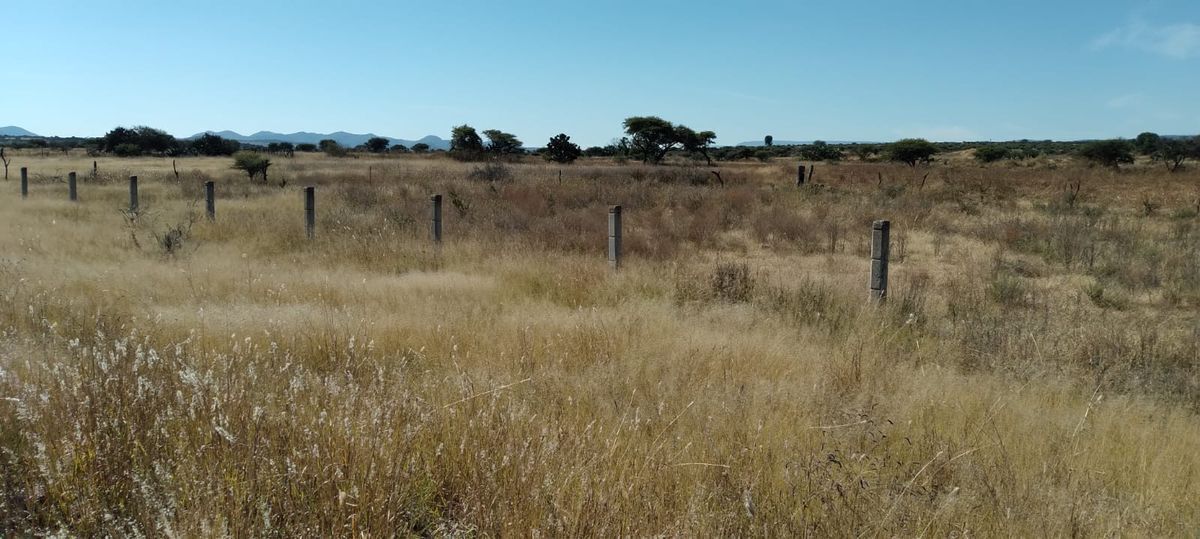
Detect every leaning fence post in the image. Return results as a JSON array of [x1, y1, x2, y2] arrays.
[[870, 220, 890, 302], [205, 181, 215, 221], [129, 175, 139, 212], [68, 172, 77, 202], [608, 205, 622, 270], [20, 167, 28, 198], [797, 164, 806, 186], [808, 164, 816, 183], [304, 186, 315, 240], [430, 194, 443, 244]]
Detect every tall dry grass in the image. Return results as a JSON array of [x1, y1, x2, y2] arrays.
[[1, 153, 1199, 535]]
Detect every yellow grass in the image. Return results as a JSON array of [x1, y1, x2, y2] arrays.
[[1, 152, 1199, 535]]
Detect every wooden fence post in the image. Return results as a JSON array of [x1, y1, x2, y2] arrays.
[[129, 176, 138, 212], [20, 167, 27, 198], [608, 205, 622, 270], [430, 194, 442, 244], [304, 186, 315, 240], [870, 220, 890, 302], [68, 172, 77, 202], [808, 164, 816, 183], [205, 181, 215, 221], [797, 164, 806, 186]]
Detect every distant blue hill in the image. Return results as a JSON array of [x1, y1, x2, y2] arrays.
[[188, 130, 450, 150], [0, 126, 39, 137]]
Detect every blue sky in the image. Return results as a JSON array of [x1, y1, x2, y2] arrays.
[[5, 0, 1199, 146]]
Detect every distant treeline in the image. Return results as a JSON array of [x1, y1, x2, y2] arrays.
[[2, 124, 1197, 172]]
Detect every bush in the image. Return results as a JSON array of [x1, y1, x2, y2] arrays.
[[886, 138, 937, 166], [709, 262, 755, 302], [974, 145, 1011, 163], [231, 151, 271, 182], [1077, 139, 1134, 169]]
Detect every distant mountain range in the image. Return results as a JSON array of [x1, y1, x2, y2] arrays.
[[189, 130, 450, 150], [0, 126, 39, 137]]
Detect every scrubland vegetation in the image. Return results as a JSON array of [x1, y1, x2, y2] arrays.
[[2, 150, 1200, 535]]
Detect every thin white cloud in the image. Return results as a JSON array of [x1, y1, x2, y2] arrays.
[[1093, 21, 1200, 59], [1105, 93, 1144, 109]]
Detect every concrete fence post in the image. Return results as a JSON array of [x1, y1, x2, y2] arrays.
[[68, 172, 77, 202], [129, 176, 139, 212], [797, 164, 806, 186], [304, 186, 315, 240], [608, 205, 622, 270], [20, 167, 28, 198], [870, 220, 890, 302], [430, 194, 443, 244]]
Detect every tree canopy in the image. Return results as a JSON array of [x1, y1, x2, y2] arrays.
[[1077, 139, 1134, 169], [544, 133, 582, 164], [622, 116, 716, 165], [232, 151, 271, 182], [483, 130, 523, 156], [886, 138, 938, 166]]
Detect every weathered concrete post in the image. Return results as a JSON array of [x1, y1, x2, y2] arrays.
[[20, 167, 28, 198], [430, 194, 443, 244], [205, 181, 215, 221], [128, 176, 139, 212], [797, 164, 806, 186], [608, 205, 622, 270], [870, 220, 890, 302], [68, 172, 77, 201], [304, 186, 315, 240]]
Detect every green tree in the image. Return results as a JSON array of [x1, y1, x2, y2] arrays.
[[319, 139, 348, 157], [799, 140, 842, 161], [1154, 137, 1199, 172], [450, 125, 484, 160], [483, 129, 523, 156], [232, 151, 271, 183], [391, 144, 409, 153], [365, 137, 390, 153], [411, 142, 431, 153], [1077, 139, 1134, 169], [851, 144, 877, 161], [764, 135, 773, 147], [105, 126, 179, 155], [1134, 132, 1161, 156], [295, 143, 318, 152], [192, 133, 240, 156], [622, 116, 716, 165], [675, 127, 717, 165], [544, 133, 582, 164], [886, 138, 938, 167], [974, 145, 1011, 163], [623, 116, 678, 164]]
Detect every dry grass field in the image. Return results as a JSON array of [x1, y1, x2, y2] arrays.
[[2, 151, 1199, 535]]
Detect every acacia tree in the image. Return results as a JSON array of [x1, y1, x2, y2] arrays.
[[483, 129, 523, 156], [677, 127, 717, 165], [622, 116, 716, 165], [1078, 139, 1134, 169], [764, 135, 773, 147], [886, 138, 938, 166], [232, 151, 271, 183], [544, 133, 582, 164], [449, 125, 484, 160], [1135, 132, 1161, 156], [365, 137, 390, 153], [1155, 137, 1200, 172]]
